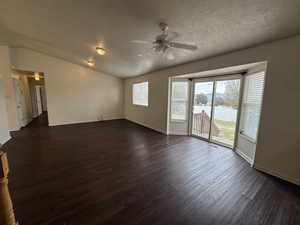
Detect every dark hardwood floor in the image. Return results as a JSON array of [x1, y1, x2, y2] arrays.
[[2, 114, 300, 225]]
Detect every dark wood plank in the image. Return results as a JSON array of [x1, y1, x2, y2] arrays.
[[2, 113, 300, 225]]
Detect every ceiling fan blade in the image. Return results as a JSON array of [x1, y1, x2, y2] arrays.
[[166, 51, 175, 60], [169, 42, 198, 51], [130, 40, 153, 44], [155, 33, 168, 41]]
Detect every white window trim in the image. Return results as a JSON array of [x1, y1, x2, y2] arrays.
[[239, 70, 266, 142], [132, 81, 149, 107], [170, 81, 189, 122]]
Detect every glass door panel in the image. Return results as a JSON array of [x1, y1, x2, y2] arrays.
[[192, 81, 214, 139], [211, 79, 241, 147]]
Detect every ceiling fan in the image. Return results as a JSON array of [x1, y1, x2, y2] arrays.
[[131, 23, 198, 54]]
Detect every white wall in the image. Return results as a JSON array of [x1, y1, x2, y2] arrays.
[[13, 74, 34, 126], [124, 35, 300, 185], [0, 46, 13, 144], [0, 74, 10, 145], [0, 46, 19, 131], [11, 48, 124, 126], [124, 75, 168, 133]]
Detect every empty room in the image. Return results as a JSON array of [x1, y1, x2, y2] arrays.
[[0, 1, 299, 225]]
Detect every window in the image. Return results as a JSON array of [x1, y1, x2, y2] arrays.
[[171, 81, 189, 121], [132, 81, 148, 106], [240, 72, 265, 140]]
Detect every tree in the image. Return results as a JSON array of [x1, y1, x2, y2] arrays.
[[196, 93, 208, 105], [214, 97, 224, 106], [224, 80, 240, 108]]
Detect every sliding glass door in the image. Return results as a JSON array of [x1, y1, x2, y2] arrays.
[[211, 79, 241, 147], [192, 81, 214, 139], [191, 77, 241, 148]]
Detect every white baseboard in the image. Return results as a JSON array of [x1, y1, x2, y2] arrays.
[[49, 119, 98, 126], [0, 134, 11, 146], [235, 148, 254, 166], [25, 118, 33, 126], [169, 132, 188, 136], [9, 127, 20, 132], [253, 163, 300, 186], [19, 118, 33, 128], [125, 118, 166, 134], [49, 117, 124, 127]]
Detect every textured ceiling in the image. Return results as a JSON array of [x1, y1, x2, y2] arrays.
[[1, 0, 300, 78]]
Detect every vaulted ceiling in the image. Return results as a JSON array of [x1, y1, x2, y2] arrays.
[[1, 0, 300, 78]]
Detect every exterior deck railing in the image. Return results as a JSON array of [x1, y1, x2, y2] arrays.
[[192, 110, 220, 138]]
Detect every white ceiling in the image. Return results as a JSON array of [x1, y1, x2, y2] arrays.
[[1, 0, 300, 78]]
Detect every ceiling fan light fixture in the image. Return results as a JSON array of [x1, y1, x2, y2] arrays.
[[96, 47, 106, 55], [159, 22, 168, 33]]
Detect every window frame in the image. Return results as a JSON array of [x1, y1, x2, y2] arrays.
[[239, 71, 266, 142], [170, 81, 189, 122], [132, 81, 149, 107]]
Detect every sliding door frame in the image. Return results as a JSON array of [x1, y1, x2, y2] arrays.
[[189, 80, 215, 142], [189, 74, 244, 149]]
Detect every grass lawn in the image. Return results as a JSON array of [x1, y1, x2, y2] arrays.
[[214, 120, 236, 142]]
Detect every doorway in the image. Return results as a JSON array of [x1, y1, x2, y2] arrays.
[[191, 76, 241, 148], [11, 70, 49, 128], [36, 86, 42, 116]]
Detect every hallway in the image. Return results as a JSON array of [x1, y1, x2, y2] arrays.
[[2, 119, 300, 225], [25, 112, 49, 128]]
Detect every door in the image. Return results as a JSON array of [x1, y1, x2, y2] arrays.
[[211, 79, 241, 148], [191, 81, 214, 139], [40, 86, 47, 111], [191, 76, 241, 148], [35, 86, 43, 116]]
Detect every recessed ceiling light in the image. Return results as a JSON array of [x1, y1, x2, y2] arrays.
[[87, 60, 95, 66], [96, 47, 106, 55]]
